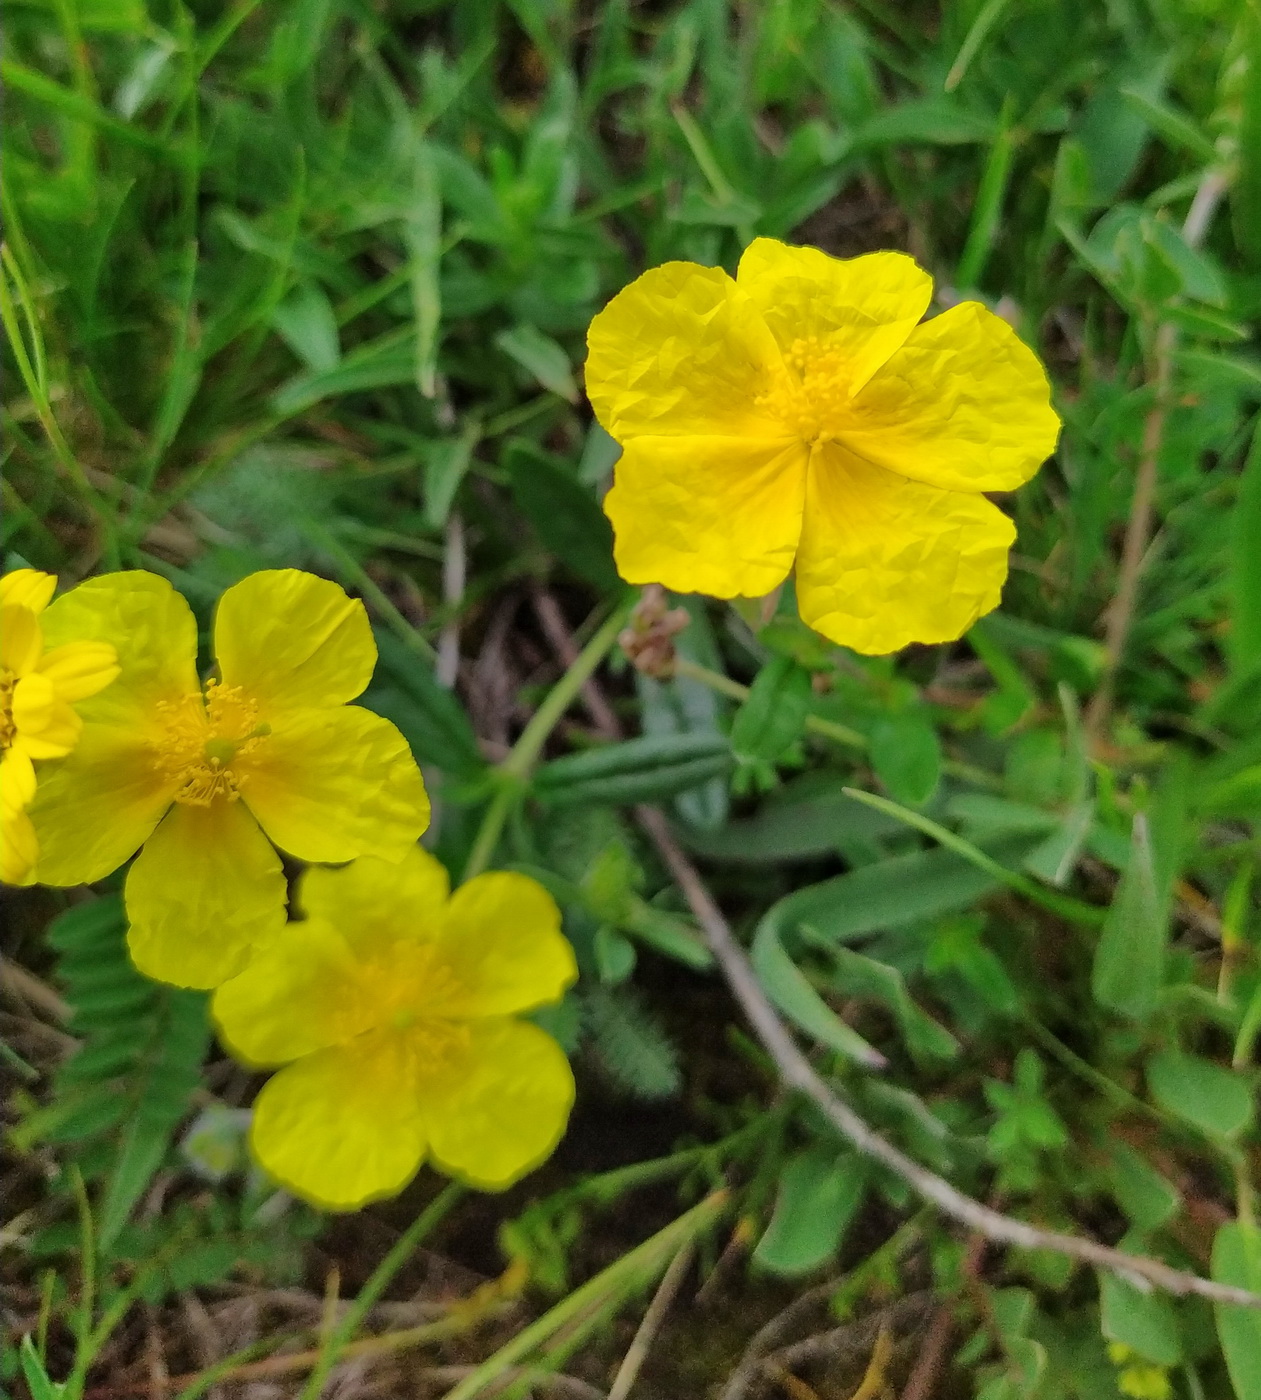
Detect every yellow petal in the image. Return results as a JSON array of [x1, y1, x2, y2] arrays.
[[436, 872, 575, 1018], [838, 302, 1060, 493], [250, 1031, 427, 1211], [1, 803, 39, 885], [795, 442, 1015, 655], [12, 675, 80, 758], [603, 436, 808, 598], [0, 747, 37, 813], [423, 1019, 574, 1190], [736, 239, 933, 395], [0, 604, 42, 675], [298, 846, 450, 960], [36, 640, 119, 702], [125, 799, 287, 989], [239, 705, 429, 863], [212, 916, 374, 1067], [214, 570, 376, 713], [585, 262, 786, 441], [39, 571, 199, 731], [29, 726, 175, 886], [0, 569, 56, 614]]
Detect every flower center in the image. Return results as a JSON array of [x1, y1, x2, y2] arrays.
[[0, 670, 15, 751], [755, 336, 852, 444], [153, 679, 270, 806]]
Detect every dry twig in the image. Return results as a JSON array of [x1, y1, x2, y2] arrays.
[[634, 805, 1261, 1311]]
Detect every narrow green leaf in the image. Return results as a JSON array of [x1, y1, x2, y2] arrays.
[[1091, 814, 1164, 1020], [495, 323, 578, 401], [1232, 418, 1261, 677], [868, 710, 941, 806], [1213, 1221, 1261, 1400]]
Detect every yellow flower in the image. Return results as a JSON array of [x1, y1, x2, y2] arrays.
[[27, 569, 430, 989], [1, 569, 118, 885], [212, 848, 577, 1210], [585, 238, 1060, 654]]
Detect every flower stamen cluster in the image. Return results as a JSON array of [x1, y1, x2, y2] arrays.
[[153, 681, 271, 806]]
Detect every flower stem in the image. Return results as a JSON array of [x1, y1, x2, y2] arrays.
[[461, 597, 633, 882]]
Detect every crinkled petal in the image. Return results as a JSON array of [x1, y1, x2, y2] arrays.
[[1, 803, 39, 885], [0, 569, 56, 614], [603, 436, 808, 598], [125, 800, 287, 989], [422, 1019, 574, 1190], [214, 570, 376, 713], [212, 917, 375, 1066], [39, 571, 199, 732], [239, 705, 429, 863], [250, 1031, 426, 1211], [29, 727, 175, 886], [736, 240, 933, 395], [839, 302, 1060, 492], [0, 604, 42, 675], [585, 262, 786, 441], [13, 674, 80, 758], [795, 442, 1015, 655], [297, 847, 450, 961], [37, 640, 119, 702], [435, 872, 575, 1018]]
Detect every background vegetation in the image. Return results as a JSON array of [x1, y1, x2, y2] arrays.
[[3, 0, 1261, 1395]]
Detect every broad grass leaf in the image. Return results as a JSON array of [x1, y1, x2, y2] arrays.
[[495, 323, 578, 401], [1213, 1221, 1261, 1400]]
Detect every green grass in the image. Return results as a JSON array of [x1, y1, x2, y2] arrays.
[[3, 0, 1261, 1396]]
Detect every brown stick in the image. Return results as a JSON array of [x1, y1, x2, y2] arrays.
[[633, 805, 1261, 1311]]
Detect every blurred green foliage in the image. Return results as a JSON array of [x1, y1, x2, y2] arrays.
[[2, 0, 1261, 1395]]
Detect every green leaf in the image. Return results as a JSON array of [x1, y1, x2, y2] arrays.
[[535, 733, 731, 807], [1100, 1273, 1182, 1365], [854, 97, 993, 147], [507, 444, 618, 591], [495, 323, 578, 401], [1146, 1050, 1254, 1139], [1232, 419, 1261, 679], [750, 918, 886, 1069], [19, 1336, 66, 1400], [680, 772, 903, 863], [1105, 1144, 1180, 1232], [730, 657, 812, 766], [367, 629, 485, 778], [1092, 814, 1164, 1021], [584, 986, 680, 1100], [270, 282, 340, 373], [753, 1146, 864, 1276], [868, 710, 941, 806], [813, 945, 958, 1063], [1213, 1222, 1261, 1400]]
